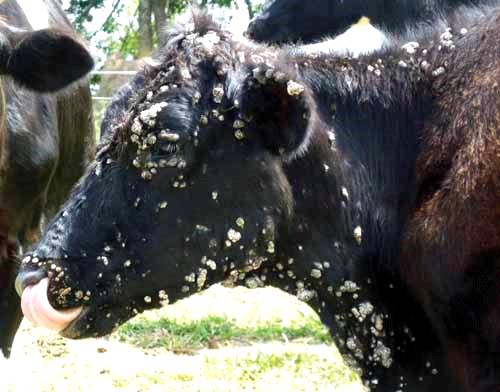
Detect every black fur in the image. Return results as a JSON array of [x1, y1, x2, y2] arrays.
[[246, 0, 500, 44]]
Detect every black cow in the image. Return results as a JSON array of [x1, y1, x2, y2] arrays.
[[246, 0, 499, 44], [16, 5, 500, 391], [0, 0, 94, 356]]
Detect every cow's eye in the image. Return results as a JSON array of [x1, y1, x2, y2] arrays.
[[159, 143, 178, 155], [153, 129, 183, 157]]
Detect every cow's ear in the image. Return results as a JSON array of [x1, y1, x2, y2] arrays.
[[239, 66, 312, 159], [0, 29, 94, 92]]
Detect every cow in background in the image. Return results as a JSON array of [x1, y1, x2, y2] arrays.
[[246, 0, 499, 49], [0, 0, 94, 356]]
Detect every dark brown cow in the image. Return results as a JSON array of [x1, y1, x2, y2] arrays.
[[0, 0, 94, 356]]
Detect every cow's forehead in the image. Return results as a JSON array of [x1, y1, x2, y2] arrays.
[[107, 22, 281, 156], [183, 30, 224, 54], [170, 24, 276, 69], [126, 30, 234, 116]]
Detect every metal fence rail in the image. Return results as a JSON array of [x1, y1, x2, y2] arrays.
[[91, 70, 138, 76]]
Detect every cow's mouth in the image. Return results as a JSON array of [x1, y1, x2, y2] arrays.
[[18, 278, 83, 332], [16, 269, 188, 338], [17, 277, 118, 338], [15, 271, 179, 338]]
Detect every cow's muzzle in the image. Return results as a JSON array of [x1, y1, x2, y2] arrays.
[[15, 271, 82, 332], [15, 269, 45, 297]]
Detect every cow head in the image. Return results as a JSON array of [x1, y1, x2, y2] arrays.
[[0, 24, 94, 91], [15, 15, 328, 338]]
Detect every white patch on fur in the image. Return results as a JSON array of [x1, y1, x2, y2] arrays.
[[17, 0, 50, 30], [295, 20, 388, 58]]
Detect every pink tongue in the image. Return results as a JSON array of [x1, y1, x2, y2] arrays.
[[20, 278, 82, 332]]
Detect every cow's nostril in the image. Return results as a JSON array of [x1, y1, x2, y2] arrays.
[[245, 28, 254, 39], [246, 20, 259, 39], [15, 270, 46, 297]]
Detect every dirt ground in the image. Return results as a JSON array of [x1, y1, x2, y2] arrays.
[[3, 286, 365, 392]]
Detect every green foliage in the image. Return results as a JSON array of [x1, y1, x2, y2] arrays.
[[169, 0, 190, 15], [101, 14, 140, 58], [201, 0, 233, 7], [66, 0, 106, 32], [65, 0, 245, 59], [252, 1, 265, 14]]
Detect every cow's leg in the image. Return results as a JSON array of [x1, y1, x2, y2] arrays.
[[0, 210, 21, 357]]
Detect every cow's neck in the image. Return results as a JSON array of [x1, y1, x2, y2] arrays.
[[267, 63, 435, 375], [279, 58, 432, 291]]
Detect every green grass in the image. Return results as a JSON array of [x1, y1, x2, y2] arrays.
[[116, 315, 332, 351], [228, 352, 359, 384]]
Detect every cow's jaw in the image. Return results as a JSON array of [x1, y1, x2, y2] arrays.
[[20, 278, 82, 332]]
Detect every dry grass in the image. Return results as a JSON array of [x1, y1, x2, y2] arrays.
[[5, 285, 364, 392]]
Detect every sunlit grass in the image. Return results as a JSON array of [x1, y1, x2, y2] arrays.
[[116, 315, 332, 351], [209, 351, 361, 387], [10, 286, 365, 391]]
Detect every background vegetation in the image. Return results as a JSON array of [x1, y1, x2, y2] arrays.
[[64, 0, 261, 59], [62, 0, 265, 130]]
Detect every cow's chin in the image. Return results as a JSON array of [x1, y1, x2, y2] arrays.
[[59, 306, 121, 339], [20, 278, 82, 332], [20, 278, 137, 338], [61, 287, 196, 338], [21, 278, 190, 338]]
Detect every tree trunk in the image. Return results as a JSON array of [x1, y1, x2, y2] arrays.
[[138, 0, 153, 57], [152, 0, 169, 47], [244, 0, 254, 18]]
